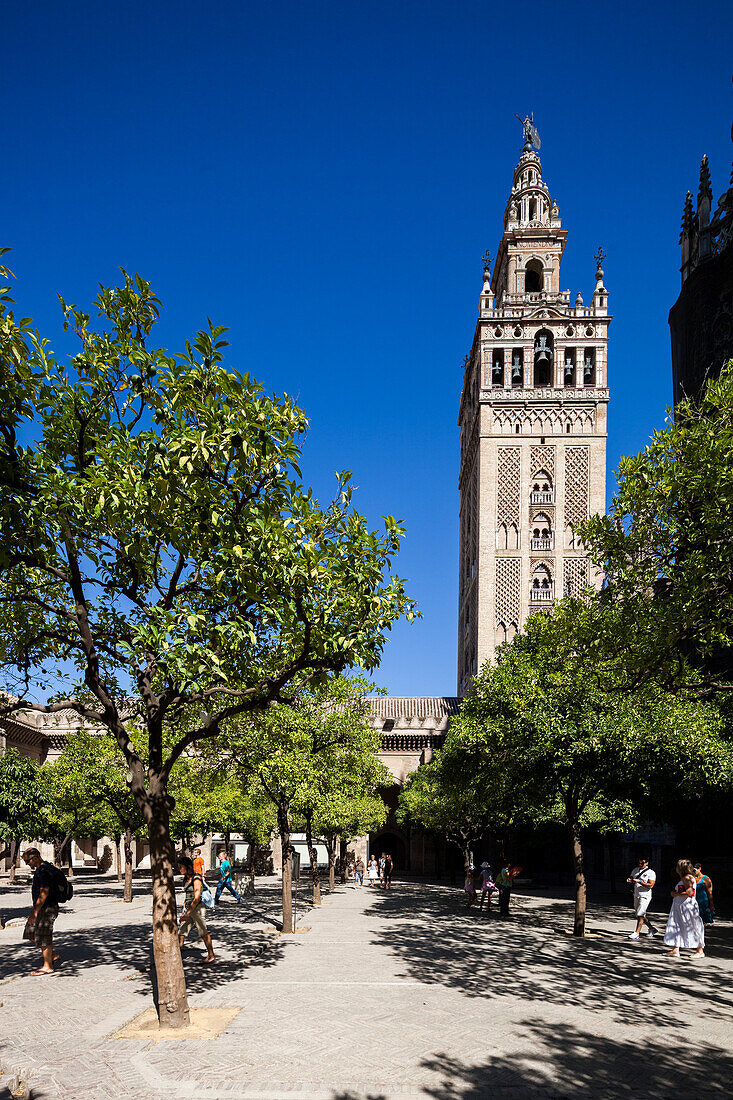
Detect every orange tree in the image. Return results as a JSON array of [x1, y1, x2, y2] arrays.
[[0, 259, 415, 1026]]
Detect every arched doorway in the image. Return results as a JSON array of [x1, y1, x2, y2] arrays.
[[370, 832, 408, 871]]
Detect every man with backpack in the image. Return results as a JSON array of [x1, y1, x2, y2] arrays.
[[22, 848, 70, 975]]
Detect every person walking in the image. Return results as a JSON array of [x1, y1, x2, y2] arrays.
[[664, 859, 705, 959], [383, 853, 394, 890], [367, 856, 378, 886], [379, 853, 386, 885], [627, 855, 658, 940], [21, 848, 62, 975], [692, 863, 715, 927], [177, 855, 216, 963], [214, 847, 242, 905], [354, 856, 364, 887], [193, 847, 205, 878], [478, 862, 496, 912]]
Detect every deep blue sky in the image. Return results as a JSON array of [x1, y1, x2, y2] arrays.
[[5, 2, 732, 697]]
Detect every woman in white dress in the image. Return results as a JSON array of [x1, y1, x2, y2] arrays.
[[366, 856, 379, 887], [664, 859, 705, 958]]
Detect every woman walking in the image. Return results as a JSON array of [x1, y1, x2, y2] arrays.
[[367, 856, 378, 886], [664, 859, 705, 959], [177, 854, 216, 964], [693, 863, 715, 927]]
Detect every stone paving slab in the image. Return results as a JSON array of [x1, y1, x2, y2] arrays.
[[1, 875, 733, 1098]]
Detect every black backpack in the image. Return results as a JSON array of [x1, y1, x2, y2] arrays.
[[45, 862, 74, 904]]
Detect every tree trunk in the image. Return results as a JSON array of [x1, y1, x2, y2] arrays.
[[123, 826, 134, 903], [115, 835, 122, 882], [225, 829, 231, 859], [147, 784, 190, 1029], [304, 812, 321, 906], [339, 837, 347, 884], [462, 842, 471, 877], [8, 838, 19, 885], [278, 801, 293, 934], [569, 819, 587, 937], [608, 841, 617, 895], [327, 834, 336, 893]]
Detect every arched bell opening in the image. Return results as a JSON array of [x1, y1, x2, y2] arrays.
[[533, 328, 553, 387], [525, 258, 544, 293]]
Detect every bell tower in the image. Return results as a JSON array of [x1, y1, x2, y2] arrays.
[[457, 118, 610, 693]]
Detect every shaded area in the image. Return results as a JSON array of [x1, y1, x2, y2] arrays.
[[369, 881, 733, 1031], [420, 1022, 733, 1097]]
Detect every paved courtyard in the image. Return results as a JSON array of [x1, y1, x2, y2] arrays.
[[1, 874, 732, 1099]]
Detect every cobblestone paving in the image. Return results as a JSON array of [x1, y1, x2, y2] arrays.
[[2, 875, 733, 1098]]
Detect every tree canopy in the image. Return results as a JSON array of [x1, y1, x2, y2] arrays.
[[0, 261, 416, 1027], [583, 363, 733, 693]]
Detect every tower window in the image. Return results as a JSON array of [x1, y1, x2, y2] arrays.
[[583, 349, 596, 385], [492, 349, 504, 387], [564, 349, 576, 386], [533, 328, 553, 387], [511, 349, 524, 387], [525, 259, 543, 294]]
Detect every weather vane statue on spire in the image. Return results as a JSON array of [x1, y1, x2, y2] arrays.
[[515, 112, 541, 153]]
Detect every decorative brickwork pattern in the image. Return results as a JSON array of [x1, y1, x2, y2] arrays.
[[496, 448, 521, 525], [530, 445, 555, 479], [563, 558, 589, 598], [495, 558, 521, 625], [565, 446, 590, 527]]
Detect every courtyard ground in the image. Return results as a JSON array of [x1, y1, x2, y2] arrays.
[[1, 874, 732, 1099]]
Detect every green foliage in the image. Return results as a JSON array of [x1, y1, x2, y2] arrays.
[[168, 757, 274, 846], [0, 747, 43, 842], [0, 260, 415, 814], [38, 731, 139, 843], [458, 601, 733, 832], [582, 362, 733, 691], [223, 676, 390, 837]]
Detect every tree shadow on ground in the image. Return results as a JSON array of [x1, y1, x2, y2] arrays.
[[368, 883, 733, 1032], [0, 906, 289, 997], [417, 1018, 733, 1097]]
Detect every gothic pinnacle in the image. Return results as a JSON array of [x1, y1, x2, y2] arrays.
[[679, 191, 693, 243], [698, 154, 712, 202]]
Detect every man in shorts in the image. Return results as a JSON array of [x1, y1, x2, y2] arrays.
[[22, 848, 60, 975], [627, 855, 658, 939]]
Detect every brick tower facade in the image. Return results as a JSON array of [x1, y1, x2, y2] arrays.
[[457, 121, 610, 693]]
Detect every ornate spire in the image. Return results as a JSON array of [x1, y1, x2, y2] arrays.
[[698, 154, 712, 204], [679, 191, 693, 244]]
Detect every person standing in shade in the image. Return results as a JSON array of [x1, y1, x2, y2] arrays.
[[383, 853, 394, 890], [215, 847, 242, 905], [497, 864, 518, 918], [177, 855, 216, 963], [627, 855, 658, 940], [692, 863, 715, 927], [193, 847, 205, 878], [478, 863, 496, 913], [664, 859, 705, 959], [21, 848, 61, 975]]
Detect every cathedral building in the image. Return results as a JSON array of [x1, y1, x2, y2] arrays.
[[457, 120, 610, 693]]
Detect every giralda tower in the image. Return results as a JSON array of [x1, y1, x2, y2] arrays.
[[457, 118, 610, 694]]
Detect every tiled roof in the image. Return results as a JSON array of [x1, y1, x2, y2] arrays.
[[365, 697, 462, 719]]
